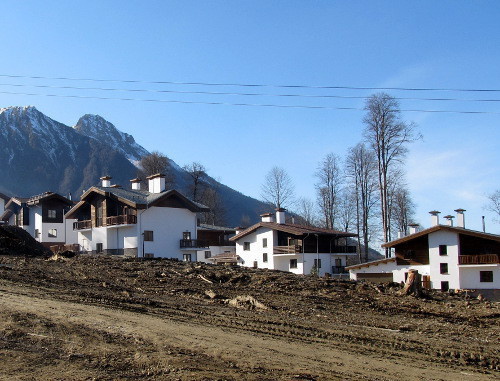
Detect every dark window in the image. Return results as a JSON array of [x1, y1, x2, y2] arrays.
[[144, 253, 154, 258], [253, 261, 258, 269], [262, 238, 267, 248], [335, 258, 342, 267], [183, 254, 192, 262], [243, 242, 250, 251], [183, 231, 191, 240], [34, 229, 40, 238], [290, 259, 298, 269], [96, 243, 103, 253], [48, 229, 57, 238], [405, 250, 415, 259], [47, 209, 57, 219], [263, 253, 268, 263], [314, 258, 322, 268], [480, 271, 493, 283], [204, 251, 211, 259], [441, 281, 449, 292], [144, 231, 154, 241], [440, 263, 448, 274], [439, 245, 448, 256]]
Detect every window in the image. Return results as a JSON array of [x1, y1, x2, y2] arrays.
[[204, 251, 211, 259], [262, 238, 267, 248], [183, 231, 191, 240], [263, 253, 268, 263], [96, 243, 103, 253], [314, 259, 322, 268], [441, 281, 449, 292], [144, 253, 155, 258], [290, 259, 298, 269], [480, 271, 493, 283], [144, 230, 154, 241], [439, 245, 448, 256], [183, 254, 192, 262], [243, 242, 250, 251], [440, 263, 448, 274], [47, 209, 57, 219], [335, 258, 342, 267], [34, 229, 40, 239], [48, 229, 57, 238]]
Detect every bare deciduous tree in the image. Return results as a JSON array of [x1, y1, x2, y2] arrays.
[[486, 190, 500, 222], [139, 151, 174, 188], [295, 197, 317, 226], [199, 186, 226, 226], [363, 93, 418, 257], [391, 185, 416, 236], [183, 162, 207, 203], [261, 166, 295, 209], [337, 188, 356, 233], [315, 153, 343, 229]]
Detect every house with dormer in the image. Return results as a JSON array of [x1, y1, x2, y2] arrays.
[[347, 209, 499, 293], [0, 192, 77, 247], [230, 208, 357, 276], [65, 174, 209, 259]]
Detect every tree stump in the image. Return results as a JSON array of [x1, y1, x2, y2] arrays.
[[400, 269, 423, 297]]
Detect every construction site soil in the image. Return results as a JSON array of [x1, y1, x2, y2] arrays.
[[0, 254, 498, 380]]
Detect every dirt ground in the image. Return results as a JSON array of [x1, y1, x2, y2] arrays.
[[0, 255, 498, 380]]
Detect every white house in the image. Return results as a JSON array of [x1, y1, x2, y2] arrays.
[[195, 224, 236, 263], [65, 174, 209, 259], [230, 209, 357, 276], [0, 192, 77, 247], [347, 209, 500, 293]]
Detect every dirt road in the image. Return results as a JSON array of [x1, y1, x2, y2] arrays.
[[0, 256, 498, 380]]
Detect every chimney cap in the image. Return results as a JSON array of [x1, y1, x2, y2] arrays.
[[260, 213, 273, 217], [275, 207, 286, 212], [408, 223, 419, 227], [429, 210, 441, 215], [130, 178, 141, 183], [443, 215, 454, 219], [454, 208, 466, 213], [100, 175, 112, 180], [110, 184, 122, 188], [146, 173, 166, 180]]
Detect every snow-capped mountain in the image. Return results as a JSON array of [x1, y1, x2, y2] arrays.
[[74, 114, 149, 164]]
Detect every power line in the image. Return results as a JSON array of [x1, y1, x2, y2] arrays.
[[1, 90, 499, 114], [1, 73, 500, 93], [1, 82, 500, 103]]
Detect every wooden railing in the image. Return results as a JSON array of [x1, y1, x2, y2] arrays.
[[458, 254, 499, 265], [330, 246, 357, 254], [106, 214, 137, 226], [50, 244, 81, 254], [73, 220, 92, 230], [180, 239, 209, 249], [274, 245, 302, 254]]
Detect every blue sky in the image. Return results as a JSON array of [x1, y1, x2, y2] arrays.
[[0, 1, 499, 234]]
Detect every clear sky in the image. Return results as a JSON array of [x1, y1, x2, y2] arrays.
[[0, 1, 499, 235]]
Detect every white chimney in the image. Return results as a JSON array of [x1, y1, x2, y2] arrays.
[[147, 173, 166, 193], [455, 208, 466, 228], [275, 208, 286, 224], [260, 213, 274, 223], [429, 210, 441, 226], [408, 223, 419, 235], [397, 231, 404, 239], [100, 175, 112, 188], [443, 215, 454, 226], [130, 178, 141, 191]]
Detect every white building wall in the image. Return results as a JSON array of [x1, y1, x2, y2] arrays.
[[236, 228, 276, 269], [196, 245, 235, 263], [0, 199, 5, 214], [393, 265, 431, 284], [65, 219, 78, 244], [459, 265, 500, 290], [428, 230, 460, 290]]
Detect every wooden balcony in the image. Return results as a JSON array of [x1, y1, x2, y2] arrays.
[[274, 245, 302, 254], [73, 220, 92, 230], [330, 245, 357, 254], [180, 239, 209, 249], [458, 254, 499, 265], [73, 215, 137, 230]]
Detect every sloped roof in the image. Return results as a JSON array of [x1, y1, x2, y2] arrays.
[[65, 186, 208, 218], [198, 223, 236, 233], [230, 222, 357, 241], [0, 193, 10, 202], [345, 257, 397, 271], [382, 225, 500, 248], [25, 192, 74, 206]]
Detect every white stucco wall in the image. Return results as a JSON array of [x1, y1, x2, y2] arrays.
[[393, 265, 431, 284], [459, 265, 499, 289], [349, 260, 400, 281], [428, 230, 460, 290], [196, 245, 235, 263], [236, 228, 277, 270], [0, 199, 5, 214]]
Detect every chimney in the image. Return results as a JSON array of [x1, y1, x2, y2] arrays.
[[443, 215, 454, 226], [397, 231, 404, 239], [68, 192, 72, 201], [260, 213, 274, 223], [429, 210, 440, 226], [100, 176, 112, 188], [146, 173, 166, 193], [275, 208, 286, 224], [234, 226, 243, 235], [408, 223, 419, 235], [130, 178, 141, 191], [454, 208, 466, 228]]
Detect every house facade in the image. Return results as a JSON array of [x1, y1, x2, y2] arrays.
[[0, 192, 77, 247], [230, 209, 357, 276], [195, 224, 236, 263], [65, 174, 209, 259], [347, 210, 500, 292]]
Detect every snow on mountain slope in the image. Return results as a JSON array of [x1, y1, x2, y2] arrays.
[[74, 114, 149, 164]]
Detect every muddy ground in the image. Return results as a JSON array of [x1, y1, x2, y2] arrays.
[[0, 255, 498, 380]]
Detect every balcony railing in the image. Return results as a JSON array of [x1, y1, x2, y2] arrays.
[[73, 215, 137, 230], [274, 245, 302, 254], [73, 220, 92, 230], [458, 254, 499, 265], [180, 239, 209, 249], [330, 246, 357, 254], [331, 266, 346, 274]]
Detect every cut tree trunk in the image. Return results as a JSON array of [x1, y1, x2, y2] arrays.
[[400, 269, 423, 297]]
